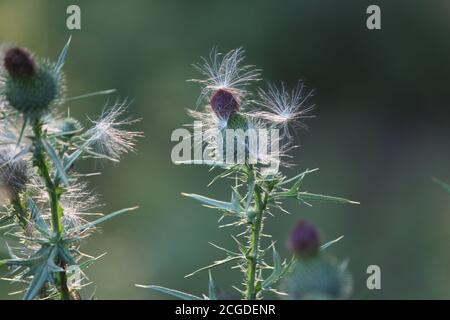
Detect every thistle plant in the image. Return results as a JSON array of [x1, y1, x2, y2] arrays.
[[139, 48, 358, 300], [0, 38, 141, 300], [278, 219, 352, 299]]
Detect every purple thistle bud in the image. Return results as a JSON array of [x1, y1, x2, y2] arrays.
[[4, 47, 36, 78], [288, 220, 321, 257], [210, 89, 240, 119]]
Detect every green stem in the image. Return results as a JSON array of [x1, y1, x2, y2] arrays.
[[11, 196, 29, 231], [244, 166, 268, 300], [31, 120, 70, 300]]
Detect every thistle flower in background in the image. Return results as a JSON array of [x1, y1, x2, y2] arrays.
[[279, 255, 353, 300], [0, 39, 141, 300], [279, 220, 353, 300], [288, 219, 321, 258], [140, 48, 358, 301]]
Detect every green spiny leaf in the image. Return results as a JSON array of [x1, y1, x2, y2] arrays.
[[23, 263, 48, 300], [298, 192, 360, 205], [57, 244, 77, 266], [55, 36, 72, 72], [23, 247, 60, 300], [64, 138, 97, 170], [136, 285, 203, 300], [27, 198, 50, 236], [41, 138, 69, 185], [182, 193, 241, 214]]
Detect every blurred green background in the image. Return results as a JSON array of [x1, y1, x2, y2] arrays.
[[0, 0, 449, 299]]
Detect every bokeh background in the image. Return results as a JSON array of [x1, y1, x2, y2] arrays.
[[0, 0, 449, 299]]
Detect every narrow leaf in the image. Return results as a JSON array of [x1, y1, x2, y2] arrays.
[[27, 198, 49, 235], [64, 138, 97, 171], [23, 264, 48, 300], [72, 206, 138, 232], [65, 89, 116, 102], [279, 168, 319, 186], [321, 235, 344, 251], [136, 285, 203, 300], [16, 117, 28, 146], [185, 256, 242, 278], [41, 139, 69, 185], [182, 193, 240, 213], [55, 36, 72, 72], [298, 192, 360, 205]]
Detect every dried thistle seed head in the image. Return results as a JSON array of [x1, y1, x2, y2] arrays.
[[288, 220, 321, 257], [0, 145, 29, 200], [4, 47, 36, 78], [191, 47, 260, 105], [256, 82, 315, 139], [210, 89, 240, 119], [2, 50, 63, 119], [87, 102, 142, 161], [278, 255, 353, 300]]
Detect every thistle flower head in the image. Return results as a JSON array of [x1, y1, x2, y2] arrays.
[[210, 89, 240, 120], [87, 102, 142, 161], [4, 47, 36, 78], [288, 219, 321, 257], [185, 48, 318, 173], [279, 255, 353, 300], [0, 145, 29, 200], [191, 47, 260, 106], [256, 82, 315, 138], [57, 117, 82, 140], [1, 47, 64, 119]]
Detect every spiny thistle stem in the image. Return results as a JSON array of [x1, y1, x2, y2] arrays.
[[31, 120, 70, 300], [245, 166, 269, 300]]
